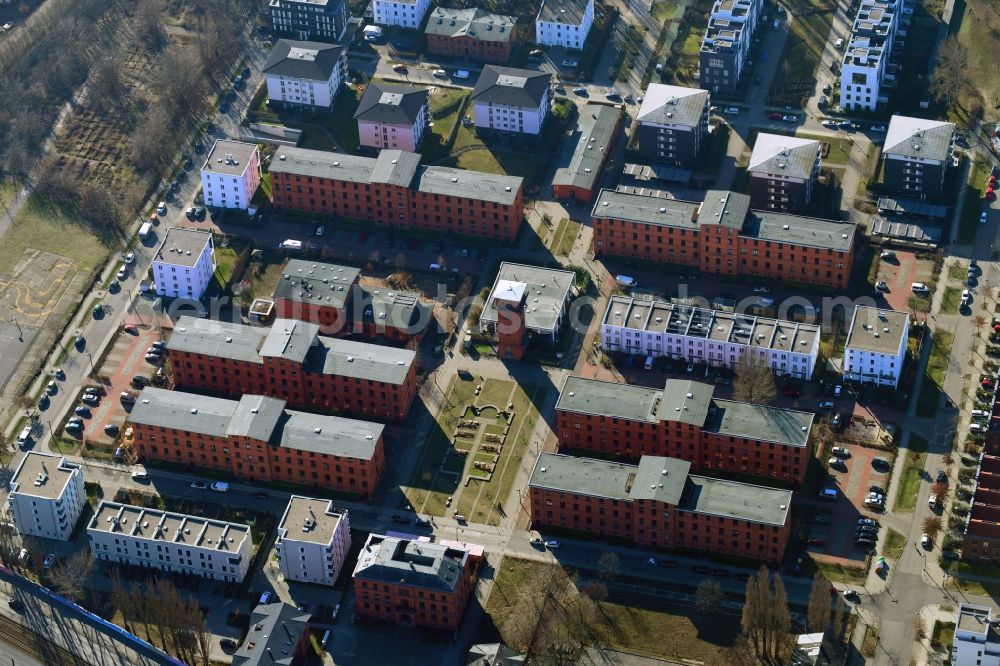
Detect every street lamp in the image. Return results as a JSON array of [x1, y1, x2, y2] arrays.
[[11, 316, 21, 342]]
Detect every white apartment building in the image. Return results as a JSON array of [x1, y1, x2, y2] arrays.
[[843, 305, 909, 388], [87, 501, 253, 582], [471, 66, 551, 136], [953, 604, 1000, 666], [839, 0, 899, 111], [151, 228, 216, 300], [7, 453, 85, 541], [601, 296, 820, 380], [263, 39, 346, 111], [275, 496, 351, 587], [200, 139, 261, 211], [535, 0, 594, 49], [372, 0, 431, 29]]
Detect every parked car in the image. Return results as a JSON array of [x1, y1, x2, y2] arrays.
[[858, 518, 878, 527], [573, 87, 587, 95], [124, 252, 135, 265], [81, 394, 100, 406], [562, 59, 578, 67], [822, 120, 839, 128], [43, 554, 55, 569], [921, 533, 931, 548], [392, 63, 406, 73], [783, 388, 801, 398], [190, 481, 208, 490], [828, 457, 846, 469], [870, 124, 887, 132], [768, 112, 783, 120], [104, 424, 120, 436], [391, 515, 410, 524], [210, 482, 229, 493], [832, 446, 850, 457], [545, 540, 560, 549], [781, 114, 797, 122], [117, 265, 128, 280], [831, 412, 843, 428], [74, 406, 91, 417], [132, 375, 149, 388], [432, 69, 447, 78]]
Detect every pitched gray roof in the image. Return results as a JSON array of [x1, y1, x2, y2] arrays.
[[551, 104, 620, 192], [166, 317, 266, 363], [263, 39, 344, 81], [636, 83, 709, 128], [883, 115, 954, 161], [280, 410, 382, 459], [425, 6, 516, 43], [233, 603, 310, 666], [354, 82, 428, 126], [354, 534, 469, 592], [227, 395, 286, 441], [748, 133, 821, 180], [555, 376, 716, 425], [591, 189, 701, 228], [272, 259, 360, 308], [471, 66, 551, 108]]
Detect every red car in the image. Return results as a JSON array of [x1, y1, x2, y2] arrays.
[[988, 187, 996, 201], [768, 112, 783, 120], [123, 324, 138, 334], [990, 175, 997, 187], [808, 538, 826, 546], [983, 378, 995, 388], [783, 388, 801, 398], [994, 323, 1000, 333]]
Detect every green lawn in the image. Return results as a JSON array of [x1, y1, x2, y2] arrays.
[[0, 194, 112, 275], [421, 89, 469, 161], [814, 560, 867, 584], [650, 0, 680, 22], [931, 621, 955, 651], [894, 435, 929, 512], [246, 252, 287, 299], [883, 528, 907, 559], [916, 329, 954, 417], [550, 218, 581, 257], [940, 286, 962, 314], [0, 180, 15, 210], [768, 0, 836, 105], [213, 247, 238, 291], [956, 0, 1000, 116], [947, 262, 967, 280], [805, 133, 852, 165]]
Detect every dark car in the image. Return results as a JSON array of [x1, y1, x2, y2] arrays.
[[7, 597, 24, 613], [736, 572, 751, 582], [75, 335, 86, 350], [711, 568, 731, 578], [692, 565, 712, 575], [869, 485, 885, 495], [194, 206, 206, 220], [74, 405, 91, 417], [390, 514, 410, 524], [658, 559, 679, 569], [220, 638, 237, 651], [132, 375, 150, 388], [253, 492, 269, 500]]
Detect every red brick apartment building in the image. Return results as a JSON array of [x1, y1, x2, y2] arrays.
[[353, 534, 475, 631], [127, 388, 384, 497], [165, 316, 418, 422], [963, 453, 1000, 561], [272, 259, 431, 345], [551, 103, 622, 204], [269, 147, 524, 243], [556, 376, 814, 484], [424, 7, 517, 64], [590, 189, 856, 290], [529, 453, 792, 561]]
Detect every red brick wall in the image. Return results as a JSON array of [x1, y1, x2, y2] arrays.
[[592, 218, 701, 265], [129, 422, 384, 497], [274, 298, 350, 336], [528, 486, 635, 540], [426, 34, 513, 64], [674, 509, 788, 561], [353, 561, 473, 630]]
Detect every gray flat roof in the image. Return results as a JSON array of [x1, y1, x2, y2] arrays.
[[307, 336, 415, 385], [530, 453, 691, 505], [281, 409, 382, 459], [354, 534, 469, 592], [89, 500, 251, 549], [591, 189, 701, 227], [845, 305, 909, 356], [537, 0, 590, 25], [10, 453, 78, 501], [278, 496, 348, 546], [679, 475, 791, 526], [260, 319, 320, 364], [480, 262, 574, 333], [416, 165, 522, 206], [166, 317, 266, 363], [272, 259, 360, 309], [153, 228, 214, 268], [552, 104, 620, 192], [201, 140, 258, 177], [703, 399, 813, 447], [270, 146, 380, 184], [742, 210, 856, 252], [556, 376, 715, 426]]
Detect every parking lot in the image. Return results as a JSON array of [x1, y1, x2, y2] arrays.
[[808, 442, 893, 565], [876, 249, 929, 313], [77, 325, 162, 446]]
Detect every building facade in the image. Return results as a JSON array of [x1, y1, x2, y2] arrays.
[[843, 306, 909, 388], [165, 316, 418, 422], [636, 84, 710, 168], [425, 7, 517, 63], [747, 134, 822, 213], [353, 534, 475, 630], [269, 147, 524, 242], [151, 228, 216, 300], [128, 388, 385, 496], [264, 40, 346, 111], [529, 453, 792, 561], [963, 453, 1000, 562], [276, 496, 351, 587], [269, 0, 348, 41], [354, 82, 429, 152], [556, 375, 814, 483], [535, 0, 594, 49], [87, 501, 253, 582], [839, 0, 899, 111], [200, 140, 262, 211], [372, 0, 431, 29], [699, 0, 760, 95], [881, 115, 954, 201], [590, 189, 856, 290], [7, 453, 85, 541], [471, 66, 551, 136], [601, 295, 820, 380], [953, 604, 1000, 666], [479, 262, 576, 346]]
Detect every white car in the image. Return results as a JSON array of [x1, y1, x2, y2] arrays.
[[210, 482, 230, 493], [822, 120, 839, 128], [832, 446, 850, 457], [156, 201, 167, 215], [834, 38, 844, 48], [43, 554, 55, 569], [982, 212, 990, 225], [781, 114, 798, 122], [316, 226, 325, 236], [124, 252, 135, 265], [432, 69, 447, 78], [545, 540, 560, 549], [562, 59, 578, 67], [753, 286, 769, 293], [921, 533, 931, 548], [117, 265, 128, 280], [1, 22, 13, 31], [870, 124, 887, 132]]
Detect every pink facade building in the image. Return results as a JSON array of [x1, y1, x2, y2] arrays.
[[355, 82, 429, 152]]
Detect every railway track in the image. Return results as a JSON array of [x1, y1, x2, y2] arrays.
[[0, 613, 91, 666]]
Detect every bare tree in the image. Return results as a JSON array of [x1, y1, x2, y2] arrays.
[[0, 523, 19, 566], [597, 552, 619, 583], [109, 569, 135, 634], [48, 549, 93, 604], [913, 615, 927, 639], [923, 516, 943, 541], [90, 54, 126, 110], [831, 596, 847, 642], [732, 351, 776, 405], [930, 38, 969, 109], [695, 579, 723, 616], [134, 0, 166, 50], [807, 573, 832, 633], [741, 566, 792, 664]]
